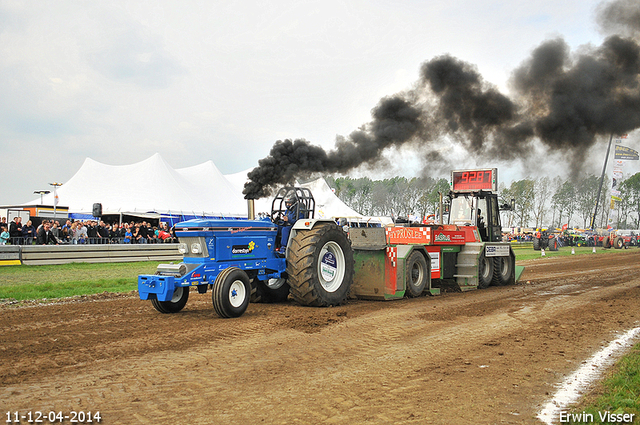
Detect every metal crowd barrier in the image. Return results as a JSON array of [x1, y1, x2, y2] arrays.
[[0, 244, 182, 266], [8, 236, 177, 245]]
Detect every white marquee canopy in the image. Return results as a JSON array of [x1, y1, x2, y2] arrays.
[[27, 153, 247, 217], [27, 153, 367, 221]]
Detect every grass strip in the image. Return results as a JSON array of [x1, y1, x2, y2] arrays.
[[0, 262, 161, 301], [567, 344, 640, 424], [510, 244, 636, 261]]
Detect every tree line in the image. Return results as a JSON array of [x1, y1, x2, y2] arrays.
[[326, 172, 640, 230], [325, 176, 449, 220]]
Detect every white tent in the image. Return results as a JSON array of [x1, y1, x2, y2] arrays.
[[300, 177, 363, 219], [26, 153, 380, 223], [28, 153, 247, 218]]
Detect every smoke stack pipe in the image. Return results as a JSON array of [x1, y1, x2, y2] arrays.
[[247, 199, 255, 220], [438, 192, 444, 225]]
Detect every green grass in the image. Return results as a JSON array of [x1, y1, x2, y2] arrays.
[[511, 243, 635, 262], [568, 344, 640, 424], [0, 262, 161, 301]]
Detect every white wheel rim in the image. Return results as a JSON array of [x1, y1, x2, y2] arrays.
[[318, 241, 346, 293], [229, 280, 246, 308], [171, 286, 184, 303], [266, 278, 286, 290]]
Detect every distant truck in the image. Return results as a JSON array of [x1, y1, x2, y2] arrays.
[[138, 168, 523, 318]]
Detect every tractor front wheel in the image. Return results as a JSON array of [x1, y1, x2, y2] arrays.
[[287, 222, 354, 306], [212, 267, 251, 318]]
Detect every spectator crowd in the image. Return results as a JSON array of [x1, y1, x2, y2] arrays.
[[0, 216, 177, 245]]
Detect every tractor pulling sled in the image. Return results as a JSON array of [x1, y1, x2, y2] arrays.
[[138, 168, 524, 318]]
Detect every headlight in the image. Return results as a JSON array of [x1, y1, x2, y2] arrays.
[[191, 243, 202, 254], [178, 243, 187, 254]]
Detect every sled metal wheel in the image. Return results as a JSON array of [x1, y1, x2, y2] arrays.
[[405, 251, 428, 297], [212, 267, 251, 318], [151, 286, 189, 314], [477, 251, 494, 289]]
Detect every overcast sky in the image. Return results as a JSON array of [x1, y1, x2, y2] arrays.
[[1, 0, 637, 205]]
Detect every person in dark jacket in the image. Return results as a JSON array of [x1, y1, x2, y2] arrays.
[[86, 220, 98, 243], [21, 220, 36, 245], [98, 221, 110, 244], [279, 194, 302, 250], [9, 216, 23, 245], [36, 222, 59, 245]]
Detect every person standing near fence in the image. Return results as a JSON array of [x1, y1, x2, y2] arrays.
[[123, 225, 132, 244], [36, 221, 59, 245], [51, 221, 62, 242], [21, 220, 36, 245], [68, 222, 77, 243], [110, 223, 122, 243], [9, 216, 23, 245], [0, 226, 9, 245], [75, 222, 88, 244]]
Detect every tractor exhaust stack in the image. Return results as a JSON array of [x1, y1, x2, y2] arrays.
[[247, 199, 255, 220]]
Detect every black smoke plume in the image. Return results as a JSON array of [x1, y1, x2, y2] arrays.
[[244, 0, 640, 199], [243, 96, 423, 199]]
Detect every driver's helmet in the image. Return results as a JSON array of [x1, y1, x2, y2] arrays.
[[284, 192, 296, 208]]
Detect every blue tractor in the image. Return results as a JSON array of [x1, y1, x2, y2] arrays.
[[138, 187, 355, 318]]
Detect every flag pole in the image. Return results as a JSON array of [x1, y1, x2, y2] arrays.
[[590, 134, 613, 230], [49, 182, 63, 221]]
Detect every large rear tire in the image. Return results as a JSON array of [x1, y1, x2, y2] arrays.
[[212, 267, 251, 318], [151, 286, 189, 313], [405, 251, 428, 297], [533, 238, 540, 250], [251, 277, 290, 303], [477, 251, 494, 289], [614, 236, 624, 249], [548, 236, 558, 251], [287, 222, 354, 306]]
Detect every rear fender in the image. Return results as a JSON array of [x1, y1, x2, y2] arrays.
[[287, 219, 341, 249], [291, 218, 338, 231]]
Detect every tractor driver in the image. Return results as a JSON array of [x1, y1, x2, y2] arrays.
[[279, 195, 299, 250]]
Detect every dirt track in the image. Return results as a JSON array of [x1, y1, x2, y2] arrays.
[[2, 250, 640, 424]]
